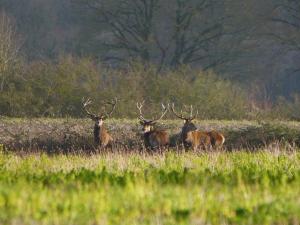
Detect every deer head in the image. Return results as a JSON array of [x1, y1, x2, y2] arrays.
[[82, 97, 117, 127], [136, 101, 168, 133], [170, 103, 198, 125]]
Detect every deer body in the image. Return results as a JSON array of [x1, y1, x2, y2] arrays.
[[185, 130, 225, 150], [186, 130, 211, 150], [171, 104, 198, 148], [181, 120, 197, 148], [143, 129, 169, 150], [207, 130, 225, 147], [137, 102, 169, 150], [171, 103, 225, 150], [94, 121, 113, 147]]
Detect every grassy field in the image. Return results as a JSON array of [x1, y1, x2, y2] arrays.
[[0, 118, 300, 224], [0, 151, 299, 225]]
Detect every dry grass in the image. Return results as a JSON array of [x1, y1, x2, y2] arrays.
[[1, 118, 300, 153]]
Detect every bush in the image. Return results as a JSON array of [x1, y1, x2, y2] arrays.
[[5, 57, 300, 121], [0, 57, 249, 119]]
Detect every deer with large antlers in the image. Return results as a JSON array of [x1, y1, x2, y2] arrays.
[[136, 102, 169, 150], [82, 97, 117, 148], [171, 103, 225, 150], [171, 103, 198, 148]]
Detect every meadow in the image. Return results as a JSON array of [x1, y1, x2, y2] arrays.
[[0, 152, 299, 225], [0, 118, 300, 224]]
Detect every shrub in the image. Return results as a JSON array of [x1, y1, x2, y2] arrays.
[[0, 57, 249, 119]]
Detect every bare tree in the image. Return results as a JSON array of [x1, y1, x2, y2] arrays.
[[79, 0, 159, 65], [265, 0, 300, 93], [76, 0, 233, 70], [0, 12, 20, 92], [170, 0, 223, 67], [270, 0, 300, 52]]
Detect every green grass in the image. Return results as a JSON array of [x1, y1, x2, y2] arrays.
[[1, 118, 300, 224], [0, 151, 299, 225]]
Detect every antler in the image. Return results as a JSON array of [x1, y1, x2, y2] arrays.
[[151, 103, 169, 123], [171, 103, 198, 120], [137, 101, 168, 123], [102, 98, 118, 119], [187, 105, 198, 120], [82, 97, 98, 119], [82, 97, 117, 119], [136, 101, 147, 122], [171, 103, 187, 120]]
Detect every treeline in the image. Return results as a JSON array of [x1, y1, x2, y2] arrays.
[[1, 55, 300, 120], [0, 0, 300, 119], [1, 0, 299, 97]]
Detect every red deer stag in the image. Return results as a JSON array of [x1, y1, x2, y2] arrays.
[[171, 103, 225, 150], [136, 102, 169, 150], [82, 98, 117, 148], [171, 103, 198, 148]]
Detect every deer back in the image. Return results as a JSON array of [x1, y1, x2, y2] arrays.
[[185, 130, 211, 150], [207, 131, 225, 147]]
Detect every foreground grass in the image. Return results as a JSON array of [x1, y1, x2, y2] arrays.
[[0, 151, 299, 225]]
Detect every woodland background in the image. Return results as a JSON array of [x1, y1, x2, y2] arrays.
[[1, 0, 300, 119]]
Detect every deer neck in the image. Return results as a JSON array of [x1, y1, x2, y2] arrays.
[[183, 122, 197, 132], [94, 124, 107, 143], [182, 122, 197, 141]]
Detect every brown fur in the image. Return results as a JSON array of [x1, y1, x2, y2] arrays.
[[94, 122, 113, 148], [137, 102, 169, 150], [170, 104, 198, 148], [82, 97, 117, 149], [141, 124, 169, 150], [185, 130, 211, 150], [144, 130, 169, 150], [185, 130, 225, 150], [207, 130, 225, 148], [180, 120, 197, 148]]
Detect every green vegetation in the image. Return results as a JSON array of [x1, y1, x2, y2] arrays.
[[0, 59, 248, 118], [1, 0, 300, 119], [1, 119, 300, 224], [1, 56, 300, 119], [1, 1, 300, 223], [0, 151, 299, 225]]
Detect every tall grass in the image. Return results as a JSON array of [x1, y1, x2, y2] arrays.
[[0, 151, 299, 224]]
